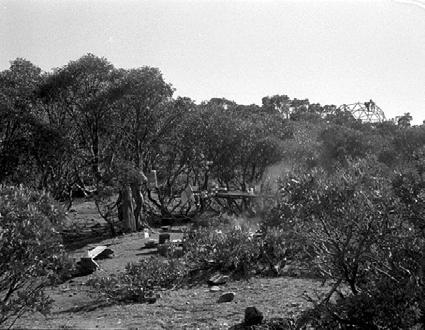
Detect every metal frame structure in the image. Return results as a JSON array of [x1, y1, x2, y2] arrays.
[[337, 100, 386, 123]]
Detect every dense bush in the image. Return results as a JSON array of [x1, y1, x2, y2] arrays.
[[183, 215, 288, 278], [87, 257, 188, 303], [271, 160, 425, 329], [183, 224, 261, 277], [298, 275, 425, 329], [0, 186, 72, 327]]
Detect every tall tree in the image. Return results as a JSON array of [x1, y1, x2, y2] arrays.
[[0, 58, 44, 183], [262, 95, 291, 118], [112, 67, 179, 227]]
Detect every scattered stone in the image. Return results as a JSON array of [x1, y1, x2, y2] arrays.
[[210, 286, 221, 292], [207, 273, 229, 286], [217, 292, 235, 303], [244, 306, 263, 326]]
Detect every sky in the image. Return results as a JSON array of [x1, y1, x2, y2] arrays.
[[1, 0, 425, 124]]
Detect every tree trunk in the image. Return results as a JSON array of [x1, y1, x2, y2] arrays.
[[132, 169, 149, 230], [121, 186, 136, 232], [131, 182, 144, 230]]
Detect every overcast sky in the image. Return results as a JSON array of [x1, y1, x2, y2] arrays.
[[1, 0, 424, 124]]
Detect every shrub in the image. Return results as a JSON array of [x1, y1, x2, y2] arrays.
[[0, 186, 71, 327], [87, 257, 188, 303], [275, 160, 425, 329], [183, 218, 288, 278], [257, 228, 289, 276], [183, 224, 260, 278], [88, 215, 291, 304], [298, 276, 424, 329]]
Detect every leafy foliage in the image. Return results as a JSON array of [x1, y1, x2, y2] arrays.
[[0, 186, 72, 327], [87, 257, 187, 303], [271, 159, 425, 329], [183, 215, 288, 278]]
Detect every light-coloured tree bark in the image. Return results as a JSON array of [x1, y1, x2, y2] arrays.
[[131, 170, 148, 230], [121, 186, 136, 232]]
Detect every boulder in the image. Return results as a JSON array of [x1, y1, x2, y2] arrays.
[[217, 292, 235, 303], [244, 306, 263, 326]]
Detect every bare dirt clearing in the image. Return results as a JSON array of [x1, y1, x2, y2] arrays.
[[13, 199, 328, 330]]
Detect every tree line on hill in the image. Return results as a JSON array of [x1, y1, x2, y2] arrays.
[[0, 54, 423, 227]]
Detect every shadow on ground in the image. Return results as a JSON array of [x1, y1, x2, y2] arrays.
[[57, 299, 114, 314]]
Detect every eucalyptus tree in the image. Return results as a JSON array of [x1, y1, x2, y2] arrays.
[[37, 54, 126, 189], [0, 58, 64, 187], [111, 67, 190, 225], [262, 94, 291, 118], [114, 67, 175, 170], [185, 99, 286, 193]]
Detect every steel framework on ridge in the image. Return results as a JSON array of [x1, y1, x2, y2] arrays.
[[337, 100, 386, 123]]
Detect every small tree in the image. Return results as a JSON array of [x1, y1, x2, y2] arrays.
[[0, 186, 71, 328]]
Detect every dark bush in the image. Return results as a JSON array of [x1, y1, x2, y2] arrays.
[[0, 186, 72, 327], [276, 160, 425, 329]]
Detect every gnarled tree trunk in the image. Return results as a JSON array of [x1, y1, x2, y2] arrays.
[[121, 186, 136, 232]]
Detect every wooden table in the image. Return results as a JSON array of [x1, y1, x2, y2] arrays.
[[212, 191, 275, 214]]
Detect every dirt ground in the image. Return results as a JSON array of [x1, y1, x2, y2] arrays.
[[12, 199, 329, 330]]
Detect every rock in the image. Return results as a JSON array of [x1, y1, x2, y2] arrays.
[[244, 306, 263, 326], [217, 292, 235, 303], [207, 273, 229, 286], [210, 286, 221, 292]]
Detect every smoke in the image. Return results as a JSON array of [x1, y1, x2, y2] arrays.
[[260, 160, 294, 193]]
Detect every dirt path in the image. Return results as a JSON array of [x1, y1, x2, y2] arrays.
[[12, 199, 328, 329]]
